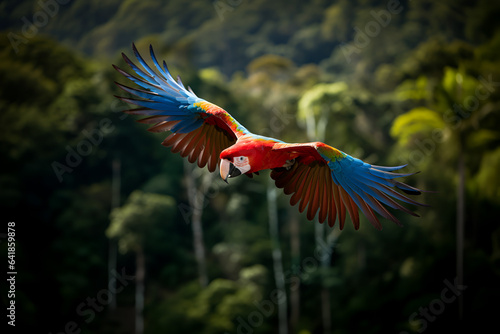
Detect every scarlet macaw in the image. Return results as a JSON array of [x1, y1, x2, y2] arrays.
[[114, 45, 426, 230]]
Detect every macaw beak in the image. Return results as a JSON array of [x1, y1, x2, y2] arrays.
[[220, 159, 241, 183]]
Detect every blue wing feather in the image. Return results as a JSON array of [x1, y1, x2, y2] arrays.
[[115, 83, 177, 104], [115, 44, 214, 135], [148, 45, 169, 78], [332, 164, 390, 220], [170, 117, 204, 133], [332, 156, 423, 207], [312, 146, 426, 228]]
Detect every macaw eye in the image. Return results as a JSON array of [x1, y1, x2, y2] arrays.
[[233, 156, 248, 167]]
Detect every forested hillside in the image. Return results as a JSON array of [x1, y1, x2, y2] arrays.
[[1, 1, 500, 333]]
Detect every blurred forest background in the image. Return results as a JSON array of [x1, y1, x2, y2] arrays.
[[1, 0, 500, 333]]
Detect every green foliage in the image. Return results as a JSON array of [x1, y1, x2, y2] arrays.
[[390, 107, 445, 146], [147, 266, 270, 334], [0, 35, 87, 159], [107, 190, 176, 253], [298, 82, 350, 119], [472, 147, 500, 203], [395, 76, 431, 102]]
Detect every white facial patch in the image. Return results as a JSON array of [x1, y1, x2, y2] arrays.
[[233, 156, 251, 174]]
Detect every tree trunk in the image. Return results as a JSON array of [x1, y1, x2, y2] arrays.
[[135, 245, 145, 334], [321, 288, 331, 334], [289, 206, 300, 333], [184, 161, 209, 287], [109, 158, 120, 310], [191, 202, 208, 287], [315, 222, 332, 334], [456, 137, 465, 319], [305, 107, 333, 334], [267, 182, 288, 334]]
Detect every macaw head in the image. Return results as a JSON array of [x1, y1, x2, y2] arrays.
[[219, 155, 251, 183]]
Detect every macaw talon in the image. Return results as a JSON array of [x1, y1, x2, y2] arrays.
[[283, 158, 295, 170]]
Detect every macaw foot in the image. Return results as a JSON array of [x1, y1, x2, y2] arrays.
[[283, 158, 295, 170]]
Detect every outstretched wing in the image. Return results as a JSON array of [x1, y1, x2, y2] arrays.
[[270, 142, 427, 230], [114, 44, 249, 172]]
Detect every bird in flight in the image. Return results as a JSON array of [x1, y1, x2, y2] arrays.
[[114, 44, 426, 230]]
